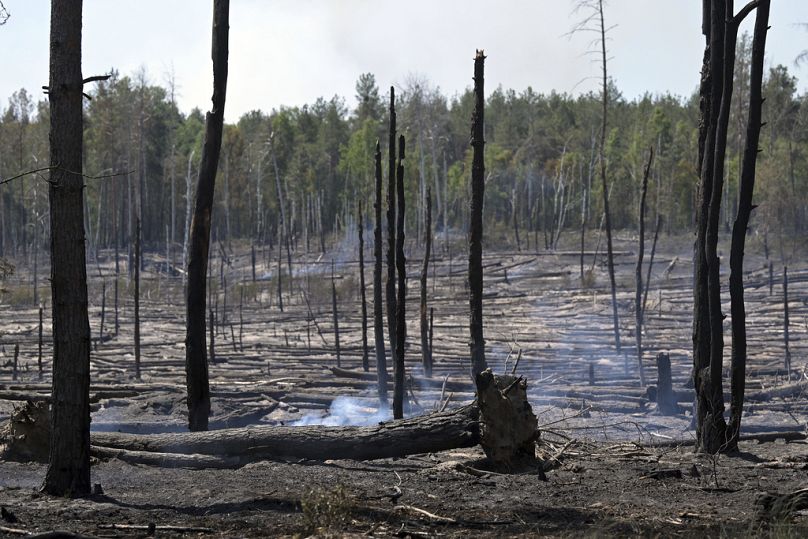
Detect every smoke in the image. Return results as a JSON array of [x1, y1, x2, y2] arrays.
[[292, 396, 392, 427]]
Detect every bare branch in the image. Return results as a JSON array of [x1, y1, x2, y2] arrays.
[[0, 1, 9, 25], [82, 74, 112, 84], [732, 0, 760, 26], [0, 166, 134, 187]]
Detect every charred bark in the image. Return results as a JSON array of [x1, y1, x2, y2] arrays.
[[385, 88, 398, 375], [185, 0, 229, 432], [373, 141, 388, 404], [635, 147, 653, 387], [358, 201, 369, 372], [469, 50, 489, 380], [134, 217, 141, 379], [91, 405, 480, 463], [393, 135, 407, 419], [421, 187, 433, 377], [331, 260, 341, 368], [43, 0, 92, 497], [597, 0, 621, 353], [727, 0, 769, 449]]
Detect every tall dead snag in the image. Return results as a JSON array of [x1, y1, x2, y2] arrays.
[[783, 266, 791, 378], [358, 201, 369, 372], [694, 0, 764, 453], [642, 214, 662, 318], [421, 187, 433, 377], [596, 0, 621, 352], [393, 135, 407, 419], [134, 217, 141, 379], [331, 260, 342, 368], [43, 0, 92, 496], [727, 0, 769, 448], [373, 141, 388, 403], [693, 0, 721, 454], [469, 50, 489, 379], [634, 147, 653, 387], [185, 0, 229, 432], [385, 88, 398, 374]]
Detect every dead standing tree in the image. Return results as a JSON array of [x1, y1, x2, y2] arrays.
[[634, 147, 653, 387], [385, 88, 398, 376], [43, 0, 92, 496], [694, 0, 769, 453], [421, 187, 433, 377], [469, 50, 489, 379], [185, 0, 229, 432], [570, 0, 621, 351], [358, 201, 369, 372], [393, 135, 408, 419], [727, 0, 770, 447], [467, 51, 537, 465], [373, 141, 388, 403]]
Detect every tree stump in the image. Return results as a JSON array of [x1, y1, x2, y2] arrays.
[[655, 352, 681, 415], [475, 369, 538, 468], [0, 400, 50, 463]]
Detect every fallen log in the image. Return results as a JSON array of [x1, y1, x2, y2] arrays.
[[93, 404, 481, 461]]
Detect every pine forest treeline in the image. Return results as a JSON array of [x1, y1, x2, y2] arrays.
[[1, 46, 807, 263]]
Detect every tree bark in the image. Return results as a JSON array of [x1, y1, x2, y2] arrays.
[[331, 260, 341, 368], [469, 50, 489, 379], [185, 0, 229, 432], [393, 135, 407, 419], [385, 88, 398, 376], [693, 0, 725, 454], [358, 201, 369, 372], [635, 147, 653, 387], [43, 0, 92, 497], [421, 187, 433, 377], [373, 141, 388, 403], [91, 405, 480, 462], [641, 214, 662, 318], [597, 0, 621, 353], [727, 0, 769, 449], [134, 217, 141, 379]]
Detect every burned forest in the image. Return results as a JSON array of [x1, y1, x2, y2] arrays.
[[2, 0, 808, 537]]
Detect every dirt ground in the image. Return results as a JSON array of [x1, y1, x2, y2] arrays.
[[1, 438, 807, 537], [1, 232, 807, 537]]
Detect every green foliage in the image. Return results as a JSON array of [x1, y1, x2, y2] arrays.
[[1, 52, 807, 259]]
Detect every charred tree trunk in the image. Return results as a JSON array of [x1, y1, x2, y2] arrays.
[[597, 0, 621, 353], [393, 135, 408, 419], [134, 217, 141, 380], [91, 405, 480, 463], [421, 187, 433, 377], [185, 0, 229, 433], [43, 0, 92, 496], [271, 147, 293, 284], [385, 88, 398, 376], [469, 50, 489, 379], [642, 214, 662, 318], [654, 352, 680, 415], [693, 0, 720, 454], [695, 0, 762, 454], [38, 305, 44, 379], [373, 141, 388, 404], [727, 0, 769, 449], [783, 266, 791, 377], [635, 147, 653, 387], [358, 202, 369, 372], [331, 260, 341, 368]]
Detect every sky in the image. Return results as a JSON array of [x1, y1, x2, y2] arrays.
[[1, 1, 807, 123]]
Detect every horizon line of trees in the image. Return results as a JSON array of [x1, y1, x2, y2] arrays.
[[1, 33, 806, 268]]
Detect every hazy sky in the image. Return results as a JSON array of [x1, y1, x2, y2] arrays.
[[1, 1, 807, 122]]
